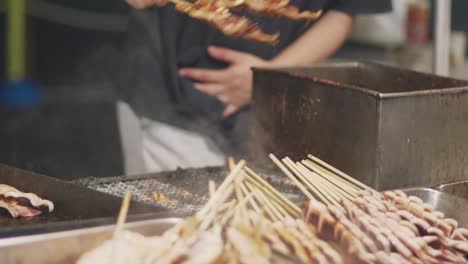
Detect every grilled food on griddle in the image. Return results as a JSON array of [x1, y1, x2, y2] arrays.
[[0, 184, 54, 218]]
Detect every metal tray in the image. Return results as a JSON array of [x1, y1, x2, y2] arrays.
[[249, 62, 468, 190], [0, 188, 467, 264], [433, 180, 468, 200], [399, 187, 468, 228], [0, 218, 181, 264], [0, 164, 172, 238]]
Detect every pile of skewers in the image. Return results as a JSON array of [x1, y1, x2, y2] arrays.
[[170, 0, 322, 44], [272, 154, 468, 264], [77, 154, 468, 264], [78, 160, 342, 263]]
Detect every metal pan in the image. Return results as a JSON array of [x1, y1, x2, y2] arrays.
[[0, 217, 298, 264], [0, 218, 181, 264], [433, 180, 468, 200], [398, 187, 468, 228], [0, 164, 172, 238]]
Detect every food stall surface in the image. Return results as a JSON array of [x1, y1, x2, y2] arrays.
[[0, 164, 172, 238], [0, 186, 466, 264]]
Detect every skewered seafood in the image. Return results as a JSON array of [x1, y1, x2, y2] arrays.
[[169, 0, 321, 44], [78, 154, 468, 264], [272, 154, 468, 264], [172, 0, 280, 44], [77, 161, 341, 264], [0, 184, 54, 218]]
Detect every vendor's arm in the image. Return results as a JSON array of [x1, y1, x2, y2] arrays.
[[180, 11, 353, 117], [271, 10, 353, 66]]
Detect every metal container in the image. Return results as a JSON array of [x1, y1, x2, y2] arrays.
[[398, 188, 468, 228], [0, 218, 181, 264], [433, 180, 468, 200], [250, 62, 468, 190]]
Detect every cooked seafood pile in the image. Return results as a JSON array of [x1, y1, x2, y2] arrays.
[[273, 154, 468, 263], [0, 184, 54, 218], [170, 0, 322, 44], [77, 155, 468, 264]]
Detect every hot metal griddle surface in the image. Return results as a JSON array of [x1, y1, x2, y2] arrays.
[[73, 166, 303, 216], [0, 164, 171, 238]]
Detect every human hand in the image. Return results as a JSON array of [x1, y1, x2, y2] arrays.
[[179, 46, 269, 118], [126, 0, 169, 9]]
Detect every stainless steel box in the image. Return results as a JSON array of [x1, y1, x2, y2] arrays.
[[250, 62, 468, 190]]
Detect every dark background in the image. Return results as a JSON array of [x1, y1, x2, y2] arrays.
[[0, 0, 467, 180]]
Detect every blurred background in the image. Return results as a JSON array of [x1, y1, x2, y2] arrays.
[[0, 0, 467, 180]]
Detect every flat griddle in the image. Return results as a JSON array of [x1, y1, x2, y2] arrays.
[[73, 166, 303, 216], [0, 164, 173, 238]]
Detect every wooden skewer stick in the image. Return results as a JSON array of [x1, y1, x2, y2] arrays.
[[291, 160, 341, 204], [197, 160, 245, 218], [308, 154, 375, 192], [303, 159, 360, 192], [200, 184, 235, 230], [244, 166, 301, 216], [239, 181, 261, 214], [302, 160, 360, 195], [219, 200, 238, 226], [245, 182, 278, 221], [298, 162, 355, 203], [245, 176, 299, 218], [227, 156, 235, 172], [209, 180, 216, 198], [114, 192, 132, 237], [252, 184, 285, 220], [282, 157, 333, 206], [296, 167, 351, 211], [269, 153, 315, 201], [241, 170, 293, 218], [302, 159, 359, 194]]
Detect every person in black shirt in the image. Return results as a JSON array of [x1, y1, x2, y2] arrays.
[[119, 0, 392, 172]]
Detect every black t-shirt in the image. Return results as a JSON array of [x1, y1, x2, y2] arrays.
[[117, 0, 391, 153]]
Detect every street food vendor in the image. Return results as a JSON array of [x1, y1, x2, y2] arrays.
[[119, 0, 392, 172]]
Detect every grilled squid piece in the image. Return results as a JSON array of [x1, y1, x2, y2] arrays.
[[0, 184, 54, 218]]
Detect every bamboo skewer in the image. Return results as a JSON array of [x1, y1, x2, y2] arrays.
[[282, 157, 333, 206], [302, 160, 360, 197], [292, 161, 342, 207], [199, 184, 235, 230], [251, 185, 284, 221], [209, 180, 216, 198], [114, 192, 132, 237], [239, 181, 261, 214], [244, 166, 301, 216], [227, 156, 236, 172], [269, 154, 315, 201], [245, 182, 278, 221], [307, 154, 375, 192], [302, 160, 360, 194], [297, 162, 354, 204], [197, 160, 245, 218], [244, 175, 300, 217]]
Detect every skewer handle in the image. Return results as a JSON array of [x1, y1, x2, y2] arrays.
[[114, 192, 132, 237]]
